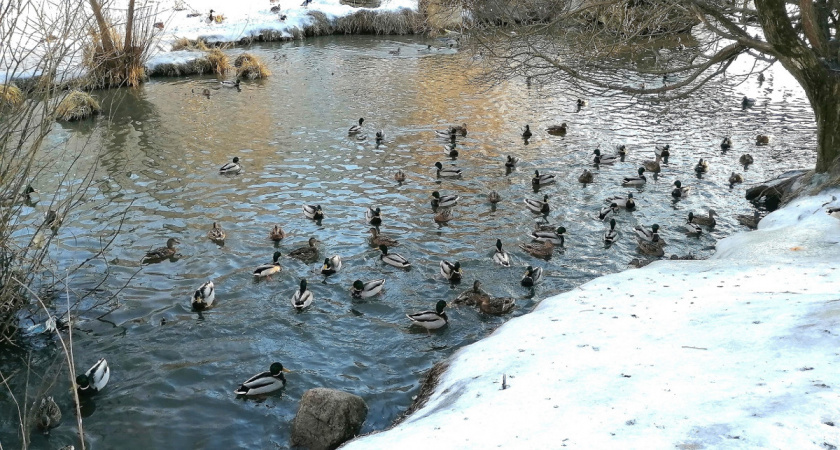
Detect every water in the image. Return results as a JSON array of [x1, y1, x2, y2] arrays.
[[1, 35, 817, 449]]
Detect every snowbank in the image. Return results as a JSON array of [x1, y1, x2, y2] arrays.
[[344, 190, 840, 449]]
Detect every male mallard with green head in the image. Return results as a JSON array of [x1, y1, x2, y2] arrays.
[[234, 362, 291, 396]]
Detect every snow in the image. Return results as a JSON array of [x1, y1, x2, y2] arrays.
[[344, 190, 840, 449]]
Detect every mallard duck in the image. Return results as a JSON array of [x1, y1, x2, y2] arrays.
[[143, 238, 179, 262], [637, 234, 665, 256], [736, 211, 761, 229], [192, 281, 215, 310], [685, 217, 703, 236], [729, 172, 744, 188], [389, 47, 401, 55], [758, 72, 766, 83], [720, 137, 732, 151], [234, 362, 290, 396], [546, 123, 567, 135], [443, 141, 458, 158], [302, 204, 324, 220], [524, 195, 550, 214], [254, 251, 283, 278], [593, 149, 618, 165], [520, 265, 543, 287], [608, 193, 635, 209], [827, 207, 840, 220], [493, 239, 511, 267], [604, 218, 618, 243], [532, 170, 556, 188], [440, 260, 463, 282], [44, 209, 63, 233], [741, 96, 756, 108], [219, 157, 241, 174], [740, 154, 754, 166], [407, 300, 448, 333], [369, 228, 398, 247], [488, 190, 501, 204], [36, 396, 61, 433], [269, 225, 286, 241], [289, 238, 319, 263], [598, 203, 619, 221], [76, 358, 109, 395], [0, 185, 38, 206], [694, 158, 709, 174], [688, 209, 718, 227], [634, 223, 661, 242], [519, 239, 554, 258], [351, 279, 385, 299], [366, 207, 382, 226], [671, 180, 691, 198], [435, 127, 457, 139], [394, 170, 406, 182], [435, 161, 462, 178], [208, 222, 225, 242], [755, 135, 770, 145], [479, 295, 515, 315], [220, 78, 240, 88], [321, 255, 342, 275], [455, 280, 490, 306], [375, 130, 385, 144], [522, 124, 532, 140], [576, 98, 586, 110], [450, 123, 468, 136], [655, 144, 670, 159], [622, 167, 647, 186], [617, 145, 628, 159], [291, 279, 313, 310], [531, 226, 565, 246], [578, 169, 594, 183], [348, 117, 364, 134], [356, 133, 368, 141], [434, 207, 453, 223], [431, 191, 459, 208], [505, 155, 518, 168], [379, 244, 410, 269]]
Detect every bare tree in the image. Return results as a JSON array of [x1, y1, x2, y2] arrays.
[[460, 0, 840, 173]]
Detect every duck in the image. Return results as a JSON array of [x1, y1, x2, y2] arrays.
[[394, 170, 406, 182], [493, 239, 511, 267], [524, 194, 550, 214], [76, 358, 110, 395], [608, 193, 635, 209], [694, 158, 709, 174], [755, 135, 770, 145], [0, 185, 38, 206], [604, 218, 618, 243], [220, 78, 240, 88], [143, 238, 179, 262], [379, 244, 410, 269], [685, 217, 703, 236], [431, 191, 459, 208], [520, 265, 543, 287], [208, 222, 225, 242], [321, 255, 342, 276], [351, 279, 385, 298], [736, 211, 761, 229], [531, 170, 556, 188], [191, 281, 215, 310], [369, 228, 398, 247], [348, 117, 364, 134], [440, 260, 463, 282], [576, 98, 586, 110], [355, 133, 368, 141], [434, 207, 453, 223], [546, 123, 567, 135], [578, 169, 594, 183], [636, 234, 666, 256], [478, 295, 515, 315], [253, 251, 283, 278], [758, 72, 766, 83], [434, 161, 462, 178], [450, 123, 468, 136], [741, 96, 756, 108], [366, 207, 382, 226], [622, 167, 647, 186], [655, 144, 670, 159], [388, 47, 401, 55], [827, 207, 840, 219], [443, 141, 458, 158], [671, 180, 691, 198], [720, 137, 732, 151], [291, 279, 313, 310], [455, 280, 490, 306], [36, 396, 61, 433], [289, 238, 319, 263], [302, 204, 324, 220], [617, 145, 628, 159], [375, 130, 385, 144], [634, 223, 661, 242], [488, 190, 501, 204], [522, 124, 532, 140], [234, 362, 290, 396], [593, 149, 618, 165], [531, 226, 565, 246], [269, 225, 286, 241], [688, 209, 718, 227], [729, 172, 744, 188], [740, 153, 754, 166], [219, 157, 241, 174], [435, 127, 457, 139], [406, 300, 448, 333], [598, 203, 619, 221], [505, 155, 518, 168], [519, 239, 554, 258]]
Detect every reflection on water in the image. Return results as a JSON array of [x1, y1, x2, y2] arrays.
[[3, 35, 816, 448]]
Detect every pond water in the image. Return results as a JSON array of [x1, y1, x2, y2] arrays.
[[1, 35, 817, 448]]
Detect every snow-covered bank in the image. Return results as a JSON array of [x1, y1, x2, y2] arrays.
[[344, 191, 840, 449]]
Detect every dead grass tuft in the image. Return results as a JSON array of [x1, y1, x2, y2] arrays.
[[0, 84, 24, 109], [336, 8, 425, 35], [55, 90, 101, 121], [207, 48, 232, 75], [234, 53, 271, 79]]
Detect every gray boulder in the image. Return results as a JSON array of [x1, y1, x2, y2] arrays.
[[290, 388, 368, 450], [339, 0, 381, 7]]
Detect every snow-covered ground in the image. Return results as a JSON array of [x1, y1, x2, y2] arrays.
[[344, 190, 840, 449]]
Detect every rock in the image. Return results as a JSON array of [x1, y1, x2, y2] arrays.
[[745, 169, 810, 211], [340, 0, 381, 7], [290, 388, 368, 450]]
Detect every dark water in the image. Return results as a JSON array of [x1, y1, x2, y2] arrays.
[[1, 35, 816, 449]]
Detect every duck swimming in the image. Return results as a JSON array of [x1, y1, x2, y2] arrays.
[[406, 300, 448, 333], [642, 154, 662, 173], [531, 226, 565, 246], [379, 244, 410, 269], [622, 167, 647, 186], [291, 279, 313, 310], [604, 218, 618, 243], [578, 169, 594, 183], [219, 157, 241, 174], [720, 137, 732, 151], [608, 193, 635, 209], [435, 161, 462, 178], [729, 172, 744, 188], [440, 260, 463, 282], [519, 239, 554, 258], [522, 124, 532, 140], [671, 180, 690, 198], [431, 191, 459, 208], [532, 170, 556, 188], [254, 251, 283, 278], [321, 255, 342, 276], [369, 228, 398, 247], [76, 358, 110, 395], [192, 281, 216, 310], [208, 222, 225, 242], [269, 225, 286, 241], [593, 149, 618, 165], [143, 238, 179, 263], [520, 265, 543, 287], [598, 203, 619, 220], [289, 238, 319, 263], [688, 209, 718, 227], [525, 194, 550, 214], [234, 362, 290, 396], [348, 117, 364, 134], [366, 207, 382, 226], [546, 123, 567, 135], [352, 279, 385, 298], [740, 154, 754, 166], [493, 239, 511, 267], [303, 204, 324, 220], [694, 158, 709, 174]]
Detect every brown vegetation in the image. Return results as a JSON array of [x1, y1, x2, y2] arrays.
[[55, 90, 101, 121], [0, 84, 24, 109], [207, 48, 232, 76], [235, 53, 271, 79]]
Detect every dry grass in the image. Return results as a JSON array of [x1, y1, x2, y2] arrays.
[[235, 53, 271, 79], [171, 37, 211, 51], [0, 84, 24, 109], [304, 11, 335, 36], [147, 58, 213, 77], [207, 48, 232, 76], [336, 9, 425, 35], [55, 90, 100, 121], [83, 26, 148, 88]]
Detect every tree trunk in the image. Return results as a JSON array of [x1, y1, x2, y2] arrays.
[[88, 0, 116, 55], [810, 78, 840, 173], [124, 0, 135, 52]]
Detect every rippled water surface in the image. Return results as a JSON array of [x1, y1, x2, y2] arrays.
[[1, 35, 817, 448]]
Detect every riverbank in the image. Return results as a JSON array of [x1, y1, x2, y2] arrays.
[[343, 189, 840, 449]]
